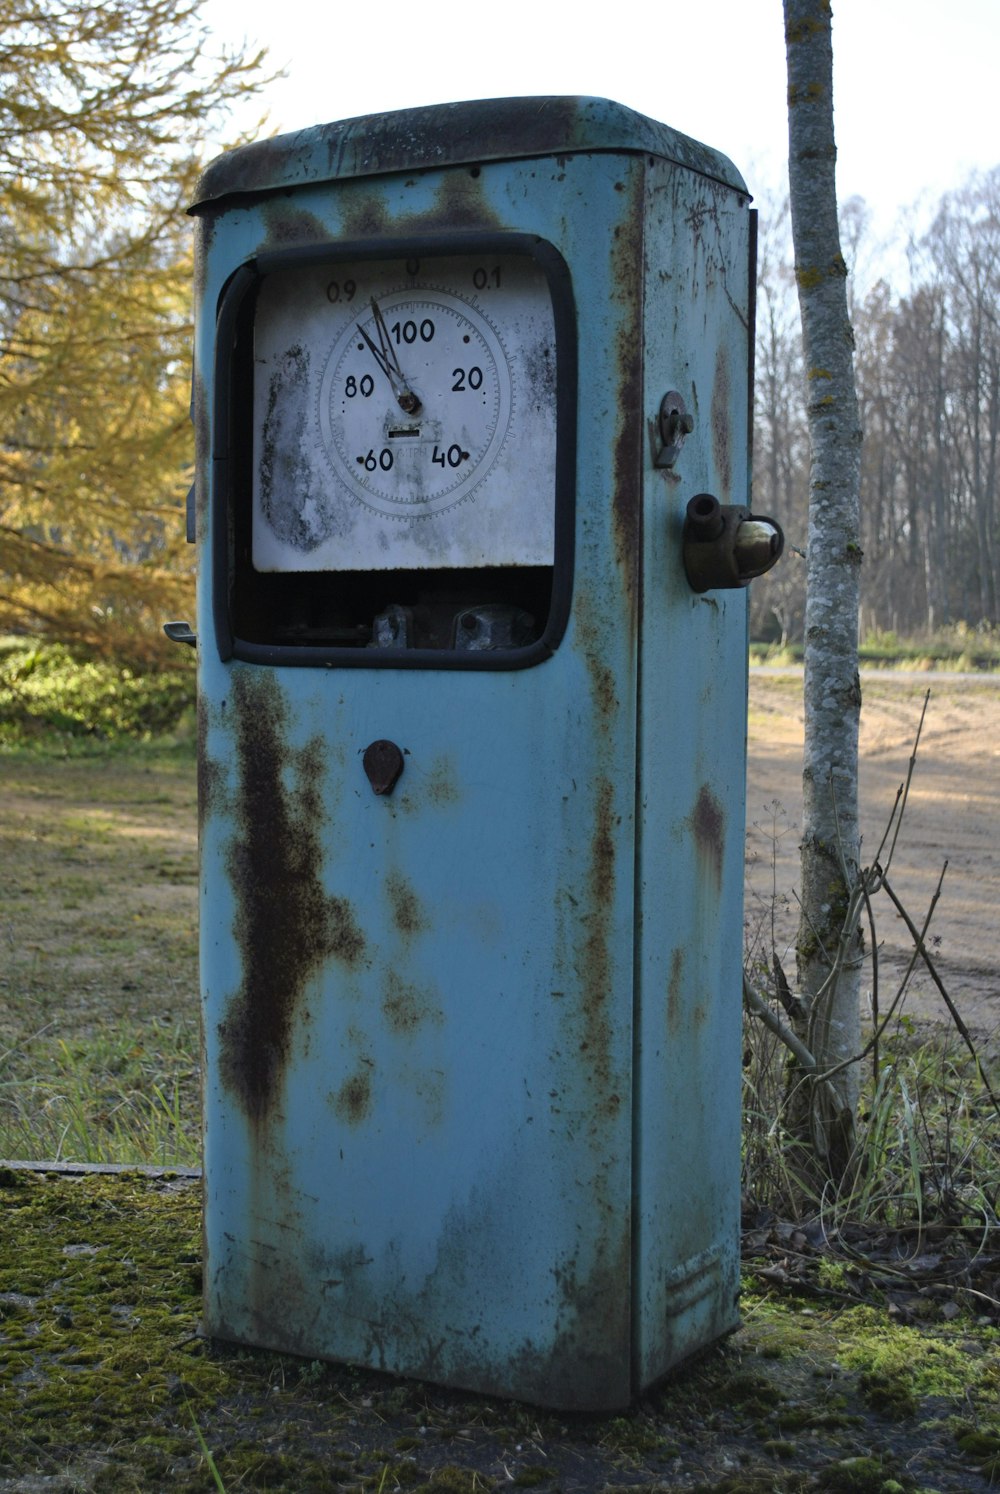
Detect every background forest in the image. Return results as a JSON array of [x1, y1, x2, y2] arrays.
[[0, 0, 997, 664], [0, 0, 263, 662], [753, 171, 1000, 648]]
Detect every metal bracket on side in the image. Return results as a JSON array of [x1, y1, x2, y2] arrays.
[[654, 391, 694, 469]]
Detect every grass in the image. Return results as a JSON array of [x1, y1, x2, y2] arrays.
[[0, 1022, 200, 1167], [0, 729, 199, 1166], [750, 622, 1000, 672], [742, 1005, 1000, 1239]]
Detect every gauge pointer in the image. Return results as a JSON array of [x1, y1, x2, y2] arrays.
[[357, 298, 421, 415]]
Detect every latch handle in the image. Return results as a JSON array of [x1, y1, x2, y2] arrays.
[[163, 620, 197, 648], [682, 494, 784, 593]]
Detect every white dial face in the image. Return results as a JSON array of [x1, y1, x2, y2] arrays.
[[251, 253, 557, 573], [320, 288, 513, 517]]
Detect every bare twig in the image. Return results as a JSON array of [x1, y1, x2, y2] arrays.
[[817, 862, 939, 1087], [881, 870, 1000, 1125], [858, 868, 881, 1083], [882, 689, 931, 876], [743, 975, 817, 1072]]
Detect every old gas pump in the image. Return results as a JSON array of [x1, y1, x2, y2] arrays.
[[182, 96, 780, 1411]]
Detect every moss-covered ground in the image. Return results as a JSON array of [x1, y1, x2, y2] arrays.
[[1, 1166, 997, 1493]]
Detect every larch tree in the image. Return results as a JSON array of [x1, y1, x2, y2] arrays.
[[783, 0, 864, 1178], [0, 0, 267, 658]]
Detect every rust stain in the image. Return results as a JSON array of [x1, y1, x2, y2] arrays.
[[425, 756, 460, 807], [425, 1184, 632, 1409], [381, 974, 443, 1034], [588, 651, 619, 726], [423, 169, 503, 232], [520, 1226, 632, 1409], [218, 671, 366, 1123], [577, 776, 620, 1117], [196, 694, 224, 840], [572, 589, 620, 731], [332, 1066, 372, 1125], [609, 166, 645, 604], [260, 202, 330, 246], [711, 341, 733, 500], [385, 871, 429, 937], [338, 192, 392, 240], [690, 783, 725, 894], [667, 947, 684, 1036], [339, 168, 500, 246]]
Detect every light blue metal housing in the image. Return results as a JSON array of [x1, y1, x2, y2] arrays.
[[191, 96, 752, 1410]]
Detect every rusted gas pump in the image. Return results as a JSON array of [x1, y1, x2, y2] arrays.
[[181, 96, 781, 1411]]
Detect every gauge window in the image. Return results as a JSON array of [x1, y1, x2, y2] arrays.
[[217, 240, 574, 666]]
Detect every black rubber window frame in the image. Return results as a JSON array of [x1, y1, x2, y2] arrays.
[[211, 231, 577, 670]]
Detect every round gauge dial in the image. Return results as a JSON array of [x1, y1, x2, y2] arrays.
[[318, 288, 514, 518]]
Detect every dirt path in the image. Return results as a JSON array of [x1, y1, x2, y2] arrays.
[[746, 671, 1000, 1044]]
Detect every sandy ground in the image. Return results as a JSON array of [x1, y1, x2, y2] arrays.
[[745, 670, 1000, 1045]]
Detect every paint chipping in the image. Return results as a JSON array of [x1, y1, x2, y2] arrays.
[[218, 671, 366, 1123]]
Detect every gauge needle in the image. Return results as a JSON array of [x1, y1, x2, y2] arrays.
[[357, 298, 422, 414]]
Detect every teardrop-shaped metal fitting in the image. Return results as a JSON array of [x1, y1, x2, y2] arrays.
[[362, 739, 405, 796]]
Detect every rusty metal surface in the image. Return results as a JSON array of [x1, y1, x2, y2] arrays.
[[631, 155, 752, 1381], [195, 103, 751, 1409], [191, 96, 747, 213]]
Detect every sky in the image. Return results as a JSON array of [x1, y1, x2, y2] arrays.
[[200, 0, 998, 271]]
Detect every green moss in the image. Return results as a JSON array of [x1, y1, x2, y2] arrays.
[[788, 81, 826, 107], [600, 1412, 665, 1454], [955, 1423, 1000, 1479], [3, 1174, 997, 1491], [816, 1258, 849, 1290], [813, 1455, 912, 1491], [796, 264, 825, 290], [416, 1467, 496, 1494], [691, 1475, 809, 1493], [838, 1306, 980, 1399], [723, 1370, 786, 1413], [0, 1172, 229, 1482], [857, 1370, 917, 1419]]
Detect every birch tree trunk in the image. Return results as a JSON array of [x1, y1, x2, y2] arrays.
[[784, 0, 864, 1178]]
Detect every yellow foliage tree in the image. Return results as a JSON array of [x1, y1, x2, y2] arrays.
[[0, 0, 267, 659]]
